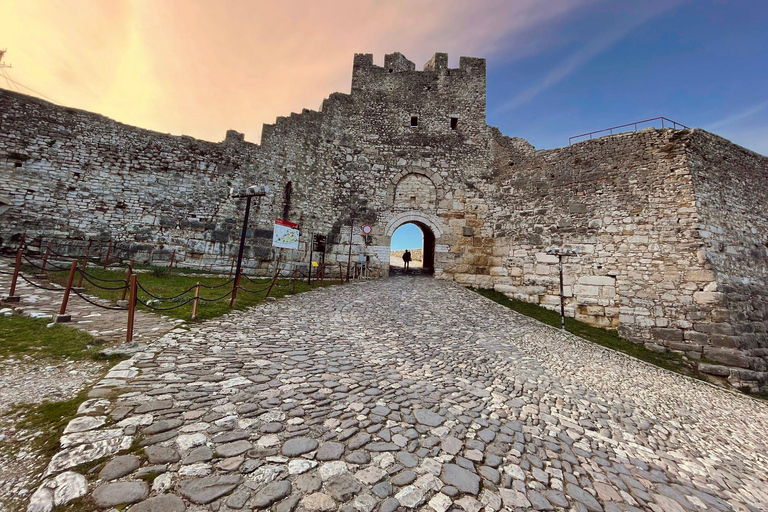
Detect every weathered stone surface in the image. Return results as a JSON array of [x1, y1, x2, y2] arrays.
[[127, 494, 186, 512], [325, 474, 362, 502], [440, 464, 480, 495], [301, 492, 336, 511], [178, 475, 242, 504], [316, 442, 345, 461], [281, 437, 318, 456], [252, 480, 292, 508], [92, 481, 149, 508], [394, 485, 425, 508], [99, 455, 141, 481], [412, 409, 444, 427], [145, 445, 180, 464]]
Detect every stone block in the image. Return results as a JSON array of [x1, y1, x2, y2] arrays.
[[578, 275, 615, 286], [685, 269, 715, 282], [693, 291, 724, 304], [573, 285, 598, 296], [698, 363, 731, 377], [703, 348, 750, 368], [650, 328, 683, 342], [535, 253, 558, 264]]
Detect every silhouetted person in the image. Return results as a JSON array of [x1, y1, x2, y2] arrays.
[[403, 249, 412, 270]]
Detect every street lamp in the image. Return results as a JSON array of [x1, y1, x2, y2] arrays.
[[546, 247, 579, 330], [229, 185, 269, 306]]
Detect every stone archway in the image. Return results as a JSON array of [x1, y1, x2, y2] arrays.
[[385, 211, 442, 275]]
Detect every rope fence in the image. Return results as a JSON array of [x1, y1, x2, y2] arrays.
[[1, 241, 354, 343]]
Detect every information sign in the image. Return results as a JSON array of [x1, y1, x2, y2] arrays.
[[273, 219, 300, 249]]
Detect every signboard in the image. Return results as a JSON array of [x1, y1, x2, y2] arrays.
[[273, 219, 299, 249], [361, 225, 373, 235], [312, 234, 327, 253]]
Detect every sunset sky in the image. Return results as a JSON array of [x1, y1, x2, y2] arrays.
[[2, 0, 766, 158]]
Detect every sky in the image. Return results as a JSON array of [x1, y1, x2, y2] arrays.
[[2, 0, 767, 250]]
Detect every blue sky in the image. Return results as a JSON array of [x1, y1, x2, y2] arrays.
[[3, 1, 766, 254], [487, 0, 768, 155]]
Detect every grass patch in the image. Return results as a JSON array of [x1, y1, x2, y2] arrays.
[[12, 389, 90, 459], [37, 265, 341, 322], [473, 288, 704, 379], [0, 315, 110, 361]]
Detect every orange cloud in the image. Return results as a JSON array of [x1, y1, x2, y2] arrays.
[[0, 0, 592, 142]]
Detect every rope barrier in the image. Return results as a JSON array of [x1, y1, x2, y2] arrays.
[[235, 284, 272, 295], [136, 280, 197, 301], [137, 296, 196, 310], [76, 268, 129, 283], [76, 269, 128, 291], [197, 289, 234, 302], [198, 278, 236, 289], [17, 273, 64, 292], [71, 288, 129, 311]]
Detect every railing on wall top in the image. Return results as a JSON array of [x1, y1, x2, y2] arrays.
[[568, 117, 690, 146]]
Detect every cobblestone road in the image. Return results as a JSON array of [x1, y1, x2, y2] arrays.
[[28, 277, 768, 512]]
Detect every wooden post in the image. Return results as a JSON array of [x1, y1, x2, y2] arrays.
[[229, 255, 236, 278], [121, 260, 134, 301], [58, 260, 79, 315], [41, 242, 52, 274], [103, 240, 113, 268], [77, 247, 90, 288], [339, 262, 343, 284], [126, 274, 137, 343], [191, 282, 200, 321], [229, 268, 242, 308], [168, 250, 176, 275], [291, 268, 298, 294], [264, 259, 281, 299], [6, 248, 23, 302]]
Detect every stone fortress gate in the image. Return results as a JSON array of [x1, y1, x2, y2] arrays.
[[1, 52, 768, 390]]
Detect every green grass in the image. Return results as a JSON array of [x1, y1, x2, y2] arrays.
[[37, 264, 340, 322], [472, 288, 704, 379], [12, 389, 90, 459], [0, 315, 111, 361]]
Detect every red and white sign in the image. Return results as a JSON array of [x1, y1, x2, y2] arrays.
[[361, 225, 373, 235], [273, 219, 300, 249]]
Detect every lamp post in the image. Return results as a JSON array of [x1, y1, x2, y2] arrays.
[[230, 185, 269, 306], [546, 247, 579, 330]]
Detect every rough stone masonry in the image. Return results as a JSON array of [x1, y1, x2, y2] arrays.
[[1, 51, 767, 389]]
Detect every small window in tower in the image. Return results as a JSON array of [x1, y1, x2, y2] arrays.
[[450, 117, 458, 130], [410, 116, 418, 127]]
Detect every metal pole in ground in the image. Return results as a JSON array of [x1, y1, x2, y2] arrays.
[[41, 242, 51, 274], [126, 274, 137, 343], [191, 282, 200, 321], [6, 248, 23, 302], [231, 194, 252, 306], [121, 260, 134, 301], [558, 254, 565, 330], [58, 260, 78, 316], [346, 220, 354, 282], [103, 240, 112, 268], [307, 232, 313, 286]]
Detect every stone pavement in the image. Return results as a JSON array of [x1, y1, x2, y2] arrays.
[[28, 276, 768, 512]]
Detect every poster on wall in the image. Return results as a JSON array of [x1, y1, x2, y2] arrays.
[[272, 219, 300, 249]]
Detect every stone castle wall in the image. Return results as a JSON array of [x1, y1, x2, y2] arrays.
[[2, 51, 767, 389]]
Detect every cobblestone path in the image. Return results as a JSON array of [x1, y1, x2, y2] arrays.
[[29, 277, 768, 512]]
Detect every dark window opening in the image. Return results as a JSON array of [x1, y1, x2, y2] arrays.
[[450, 117, 458, 130], [283, 181, 292, 219], [389, 69, 393, 73], [410, 116, 418, 127]]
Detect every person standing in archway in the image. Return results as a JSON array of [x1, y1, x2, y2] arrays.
[[403, 249, 412, 270]]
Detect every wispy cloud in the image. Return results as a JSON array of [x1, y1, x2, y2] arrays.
[[707, 100, 768, 131], [0, 0, 594, 143], [495, 1, 684, 113]]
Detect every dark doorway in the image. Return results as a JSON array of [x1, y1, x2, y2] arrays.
[[389, 221, 435, 275]]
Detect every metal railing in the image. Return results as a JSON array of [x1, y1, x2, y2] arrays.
[[569, 117, 690, 145]]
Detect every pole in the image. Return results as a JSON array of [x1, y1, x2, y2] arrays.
[[292, 268, 298, 294], [265, 257, 281, 299], [191, 282, 200, 321], [346, 220, 354, 282], [7, 248, 23, 302], [103, 240, 112, 268], [307, 233, 313, 286], [229, 268, 242, 308], [41, 242, 51, 274], [59, 260, 79, 315], [229, 255, 236, 278], [121, 260, 134, 301], [77, 246, 90, 288], [232, 195, 252, 303], [168, 249, 176, 275], [558, 254, 565, 331], [126, 274, 137, 343]]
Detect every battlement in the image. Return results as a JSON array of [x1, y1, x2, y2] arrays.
[[351, 52, 485, 94]]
